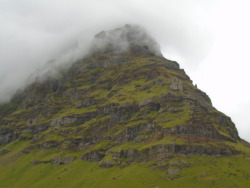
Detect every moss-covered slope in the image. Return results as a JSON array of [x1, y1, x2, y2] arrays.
[[0, 25, 250, 187]]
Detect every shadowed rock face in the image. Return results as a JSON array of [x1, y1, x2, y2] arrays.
[[90, 24, 162, 56], [0, 26, 247, 170], [0, 127, 19, 146]]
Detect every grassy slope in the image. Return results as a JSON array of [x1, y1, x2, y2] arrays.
[[0, 142, 249, 188], [0, 55, 250, 187]]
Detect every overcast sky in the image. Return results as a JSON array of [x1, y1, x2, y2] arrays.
[[0, 0, 249, 142]]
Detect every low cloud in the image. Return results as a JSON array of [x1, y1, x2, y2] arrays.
[[0, 0, 213, 104], [90, 24, 161, 56]]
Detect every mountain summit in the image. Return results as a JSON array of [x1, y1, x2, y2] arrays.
[[90, 24, 162, 56], [0, 25, 249, 188]]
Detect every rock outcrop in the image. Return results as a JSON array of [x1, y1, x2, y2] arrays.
[[0, 127, 18, 146], [0, 25, 247, 172]]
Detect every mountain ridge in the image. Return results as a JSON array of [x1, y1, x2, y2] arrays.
[[0, 25, 249, 187]]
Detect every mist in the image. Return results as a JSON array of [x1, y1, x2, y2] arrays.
[[0, 0, 212, 103], [90, 24, 162, 56]]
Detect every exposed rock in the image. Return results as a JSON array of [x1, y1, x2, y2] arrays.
[[98, 102, 138, 122], [217, 115, 239, 139], [26, 118, 40, 126], [168, 167, 181, 177], [50, 117, 77, 127], [81, 151, 105, 162], [0, 127, 18, 146], [32, 160, 50, 165], [118, 123, 156, 143], [139, 98, 154, 107], [91, 24, 162, 56], [79, 113, 98, 124], [21, 124, 49, 134], [105, 144, 239, 164], [31, 135, 42, 143], [32, 156, 74, 166], [21, 94, 43, 108], [39, 140, 60, 149], [139, 98, 160, 111], [63, 88, 81, 100], [51, 156, 75, 166], [163, 60, 180, 69], [75, 98, 98, 108], [22, 145, 35, 154], [21, 128, 34, 134], [165, 124, 225, 140], [99, 160, 119, 168], [170, 77, 183, 92], [186, 89, 212, 109], [140, 79, 164, 90]]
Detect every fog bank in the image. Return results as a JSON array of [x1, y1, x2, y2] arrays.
[[0, 0, 212, 103]]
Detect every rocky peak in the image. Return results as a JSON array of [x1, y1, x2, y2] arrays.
[[90, 24, 162, 56], [0, 25, 249, 188]]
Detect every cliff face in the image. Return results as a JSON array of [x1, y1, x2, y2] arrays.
[[0, 25, 249, 187]]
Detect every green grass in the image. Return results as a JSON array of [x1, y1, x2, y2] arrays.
[[124, 119, 147, 127], [156, 110, 191, 128], [110, 135, 185, 152], [93, 140, 111, 150], [1, 150, 250, 188], [52, 106, 96, 119], [109, 81, 169, 103], [0, 102, 19, 118], [225, 141, 250, 153]]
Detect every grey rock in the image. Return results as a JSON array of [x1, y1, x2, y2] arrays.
[[63, 88, 81, 100], [98, 102, 138, 122], [168, 167, 181, 176], [81, 151, 105, 162], [21, 128, 34, 134], [50, 117, 77, 127], [32, 160, 50, 165], [165, 124, 231, 141], [21, 94, 42, 108], [163, 60, 180, 69], [0, 127, 18, 146], [185, 89, 213, 109], [26, 118, 40, 126], [117, 123, 156, 143], [138, 98, 160, 111], [140, 79, 164, 90], [76, 98, 98, 108], [99, 160, 118, 168], [40, 140, 60, 149], [20, 123, 48, 135], [31, 135, 42, 143], [170, 77, 183, 92], [139, 98, 154, 107], [91, 24, 162, 56], [51, 156, 75, 166], [107, 144, 239, 163]]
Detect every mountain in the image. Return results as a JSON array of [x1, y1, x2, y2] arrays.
[[0, 25, 250, 188]]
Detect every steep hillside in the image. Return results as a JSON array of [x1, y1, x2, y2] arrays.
[[0, 25, 249, 188]]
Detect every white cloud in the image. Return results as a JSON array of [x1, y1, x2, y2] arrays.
[[189, 0, 250, 142]]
